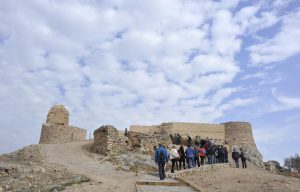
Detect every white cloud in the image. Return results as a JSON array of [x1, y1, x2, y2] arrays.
[[0, 0, 295, 155], [271, 88, 300, 110], [248, 9, 300, 65]]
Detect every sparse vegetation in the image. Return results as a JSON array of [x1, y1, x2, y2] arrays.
[[284, 153, 300, 172]]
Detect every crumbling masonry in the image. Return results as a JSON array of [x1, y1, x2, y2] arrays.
[[39, 105, 86, 144]]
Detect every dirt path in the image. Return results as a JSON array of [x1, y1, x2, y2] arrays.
[[40, 141, 136, 192]]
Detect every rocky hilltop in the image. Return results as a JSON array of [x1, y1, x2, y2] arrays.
[[0, 141, 299, 192]]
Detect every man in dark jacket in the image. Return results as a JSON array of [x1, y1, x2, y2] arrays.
[[232, 149, 240, 168], [240, 149, 247, 168], [155, 144, 169, 180]]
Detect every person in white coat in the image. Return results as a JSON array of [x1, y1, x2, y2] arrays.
[[170, 146, 179, 173]]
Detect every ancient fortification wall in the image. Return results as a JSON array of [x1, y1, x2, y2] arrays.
[[39, 105, 86, 144], [129, 125, 158, 134], [129, 121, 263, 166], [170, 122, 225, 140], [130, 122, 225, 140], [92, 125, 171, 156]]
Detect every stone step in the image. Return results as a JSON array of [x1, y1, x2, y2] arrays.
[[137, 185, 197, 192], [137, 173, 181, 186]]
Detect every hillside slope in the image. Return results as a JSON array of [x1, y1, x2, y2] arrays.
[[0, 141, 299, 192]]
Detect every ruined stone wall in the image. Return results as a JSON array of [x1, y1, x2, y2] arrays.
[[39, 105, 86, 144], [92, 125, 172, 156], [39, 124, 86, 144], [127, 132, 171, 151], [46, 105, 69, 125], [92, 125, 121, 156], [170, 122, 225, 140]]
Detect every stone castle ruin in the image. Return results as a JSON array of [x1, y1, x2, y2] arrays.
[[39, 105, 86, 144], [130, 122, 263, 165], [39, 105, 263, 166]]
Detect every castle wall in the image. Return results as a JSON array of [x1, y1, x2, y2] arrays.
[[129, 125, 159, 134], [39, 124, 86, 144], [130, 122, 225, 140], [170, 122, 225, 140]]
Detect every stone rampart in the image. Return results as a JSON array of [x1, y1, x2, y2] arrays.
[[39, 105, 86, 144]]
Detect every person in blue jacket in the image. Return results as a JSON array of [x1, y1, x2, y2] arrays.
[[155, 144, 169, 180], [185, 145, 195, 168]]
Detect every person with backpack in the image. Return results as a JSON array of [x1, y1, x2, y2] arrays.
[[199, 146, 206, 166], [155, 144, 169, 180], [240, 149, 247, 168], [170, 146, 179, 173], [185, 145, 194, 168], [178, 146, 186, 170], [232, 149, 240, 168]]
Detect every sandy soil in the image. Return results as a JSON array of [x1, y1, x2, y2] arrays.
[[180, 163, 300, 192]]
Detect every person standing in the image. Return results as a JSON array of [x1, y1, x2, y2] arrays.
[[194, 146, 200, 167], [232, 149, 240, 168], [240, 149, 247, 168], [199, 146, 206, 166], [155, 144, 169, 180], [224, 147, 228, 163], [178, 146, 186, 170], [170, 146, 179, 173], [185, 145, 194, 168]]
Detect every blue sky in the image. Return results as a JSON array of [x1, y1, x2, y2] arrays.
[[0, 0, 299, 165]]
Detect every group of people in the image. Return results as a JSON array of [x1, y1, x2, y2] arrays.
[[154, 137, 248, 180]]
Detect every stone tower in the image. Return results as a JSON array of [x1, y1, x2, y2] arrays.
[[39, 105, 86, 144], [224, 122, 263, 165], [46, 105, 69, 125]]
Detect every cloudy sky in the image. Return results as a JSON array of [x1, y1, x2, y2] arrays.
[[0, 0, 299, 164]]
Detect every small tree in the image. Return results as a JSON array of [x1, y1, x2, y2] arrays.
[[284, 154, 300, 172]]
